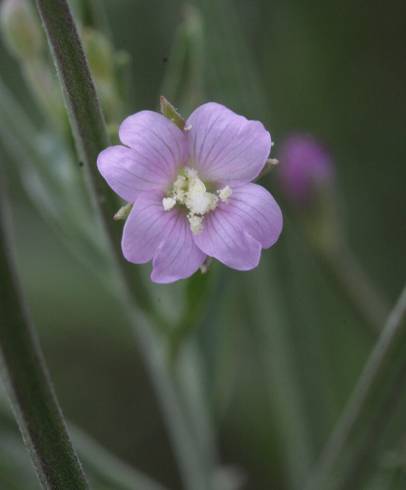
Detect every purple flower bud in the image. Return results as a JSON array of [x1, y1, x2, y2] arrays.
[[277, 134, 334, 204]]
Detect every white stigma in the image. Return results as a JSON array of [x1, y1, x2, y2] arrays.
[[162, 167, 231, 234], [186, 178, 218, 215]]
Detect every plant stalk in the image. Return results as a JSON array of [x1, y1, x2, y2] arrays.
[[319, 240, 389, 335], [35, 1, 218, 487], [0, 178, 89, 490], [35, 0, 153, 317], [305, 284, 406, 490]]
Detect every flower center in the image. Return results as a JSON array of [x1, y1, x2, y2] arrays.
[[162, 167, 232, 234]]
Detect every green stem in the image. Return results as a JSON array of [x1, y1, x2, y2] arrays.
[[0, 392, 168, 490], [305, 284, 406, 490], [35, 1, 217, 488], [35, 0, 153, 318], [281, 190, 389, 337], [319, 241, 389, 335], [191, 0, 267, 118], [169, 270, 212, 361], [69, 425, 168, 490], [125, 314, 216, 490], [0, 179, 89, 489], [160, 5, 205, 113], [80, 0, 112, 36], [0, 75, 109, 286], [243, 265, 314, 489]]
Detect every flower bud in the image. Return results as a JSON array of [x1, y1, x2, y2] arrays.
[[160, 96, 185, 130], [113, 202, 132, 221], [278, 134, 334, 205], [278, 134, 339, 251], [0, 0, 43, 60]]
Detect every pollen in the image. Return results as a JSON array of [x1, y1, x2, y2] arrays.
[[162, 167, 226, 234]]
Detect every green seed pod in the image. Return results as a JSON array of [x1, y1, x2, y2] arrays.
[[0, 0, 43, 59]]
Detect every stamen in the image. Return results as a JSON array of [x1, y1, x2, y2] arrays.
[[173, 174, 187, 202], [184, 167, 198, 178], [162, 167, 231, 234], [218, 185, 232, 202], [162, 197, 176, 211], [188, 214, 203, 234]]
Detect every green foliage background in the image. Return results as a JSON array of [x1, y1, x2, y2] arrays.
[[0, 0, 405, 488]]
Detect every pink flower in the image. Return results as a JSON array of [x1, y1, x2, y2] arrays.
[[97, 102, 283, 283], [278, 134, 334, 204]]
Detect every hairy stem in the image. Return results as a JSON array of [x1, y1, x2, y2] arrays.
[[0, 391, 167, 490], [35, 0, 153, 317], [0, 179, 89, 490], [35, 1, 217, 487]]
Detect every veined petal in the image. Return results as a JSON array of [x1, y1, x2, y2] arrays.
[[224, 183, 283, 248], [97, 145, 171, 202], [119, 110, 188, 180], [193, 209, 262, 271], [186, 102, 271, 185], [151, 214, 207, 284], [121, 192, 176, 264]]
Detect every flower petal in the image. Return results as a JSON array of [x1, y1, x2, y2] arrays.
[[151, 214, 207, 284], [225, 183, 283, 248], [121, 192, 176, 263], [186, 102, 271, 185], [119, 110, 188, 181], [97, 145, 172, 202], [193, 209, 262, 271]]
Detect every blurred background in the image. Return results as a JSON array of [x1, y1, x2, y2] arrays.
[[0, 0, 405, 489]]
